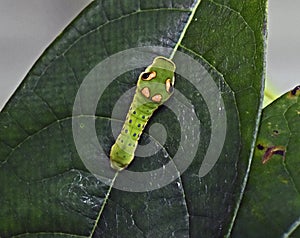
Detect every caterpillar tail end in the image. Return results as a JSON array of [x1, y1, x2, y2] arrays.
[[109, 143, 133, 171], [110, 160, 126, 171]]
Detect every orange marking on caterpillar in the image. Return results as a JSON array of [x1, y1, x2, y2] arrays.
[[141, 87, 150, 98]]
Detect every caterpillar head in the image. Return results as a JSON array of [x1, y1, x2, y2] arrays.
[[138, 56, 176, 104]]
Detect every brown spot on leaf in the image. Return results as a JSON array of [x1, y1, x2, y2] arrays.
[[291, 85, 300, 96], [257, 144, 264, 150], [262, 145, 286, 164], [272, 130, 279, 136]]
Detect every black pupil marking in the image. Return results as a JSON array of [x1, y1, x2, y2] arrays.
[[133, 133, 137, 137], [142, 72, 151, 79], [129, 119, 132, 123], [142, 115, 145, 119], [137, 124, 141, 127], [133, 111, 136, 114]]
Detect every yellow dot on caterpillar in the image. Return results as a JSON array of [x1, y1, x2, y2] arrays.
[[165, 79, 171, 93], [141, 87, 150, 98], [152, 94, 162, 103], [149, 71, 156, 79]]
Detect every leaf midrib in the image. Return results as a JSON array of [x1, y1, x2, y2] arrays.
[[88, 1, 202, 235], [88, 0, 264, 236]]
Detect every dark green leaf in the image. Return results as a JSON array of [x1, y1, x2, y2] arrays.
[[232, 85, 300, 237], [0, 0, 267, 237]]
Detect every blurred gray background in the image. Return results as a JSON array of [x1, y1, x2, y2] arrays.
[[0, 0, 299, 110]]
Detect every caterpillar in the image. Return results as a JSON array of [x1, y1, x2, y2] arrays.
[[110, 56, 176, 171]]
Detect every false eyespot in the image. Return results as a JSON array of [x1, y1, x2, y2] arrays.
[[141, 71, 156, 80]]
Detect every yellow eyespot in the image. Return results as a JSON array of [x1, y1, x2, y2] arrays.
[[165, 79, 174, 93], [141, 71, 156, 80]]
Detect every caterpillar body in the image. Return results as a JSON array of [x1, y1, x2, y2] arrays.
[[110, 56, 176, 171]]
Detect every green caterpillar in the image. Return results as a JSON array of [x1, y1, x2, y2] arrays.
[[110, 56, 176, 171]]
